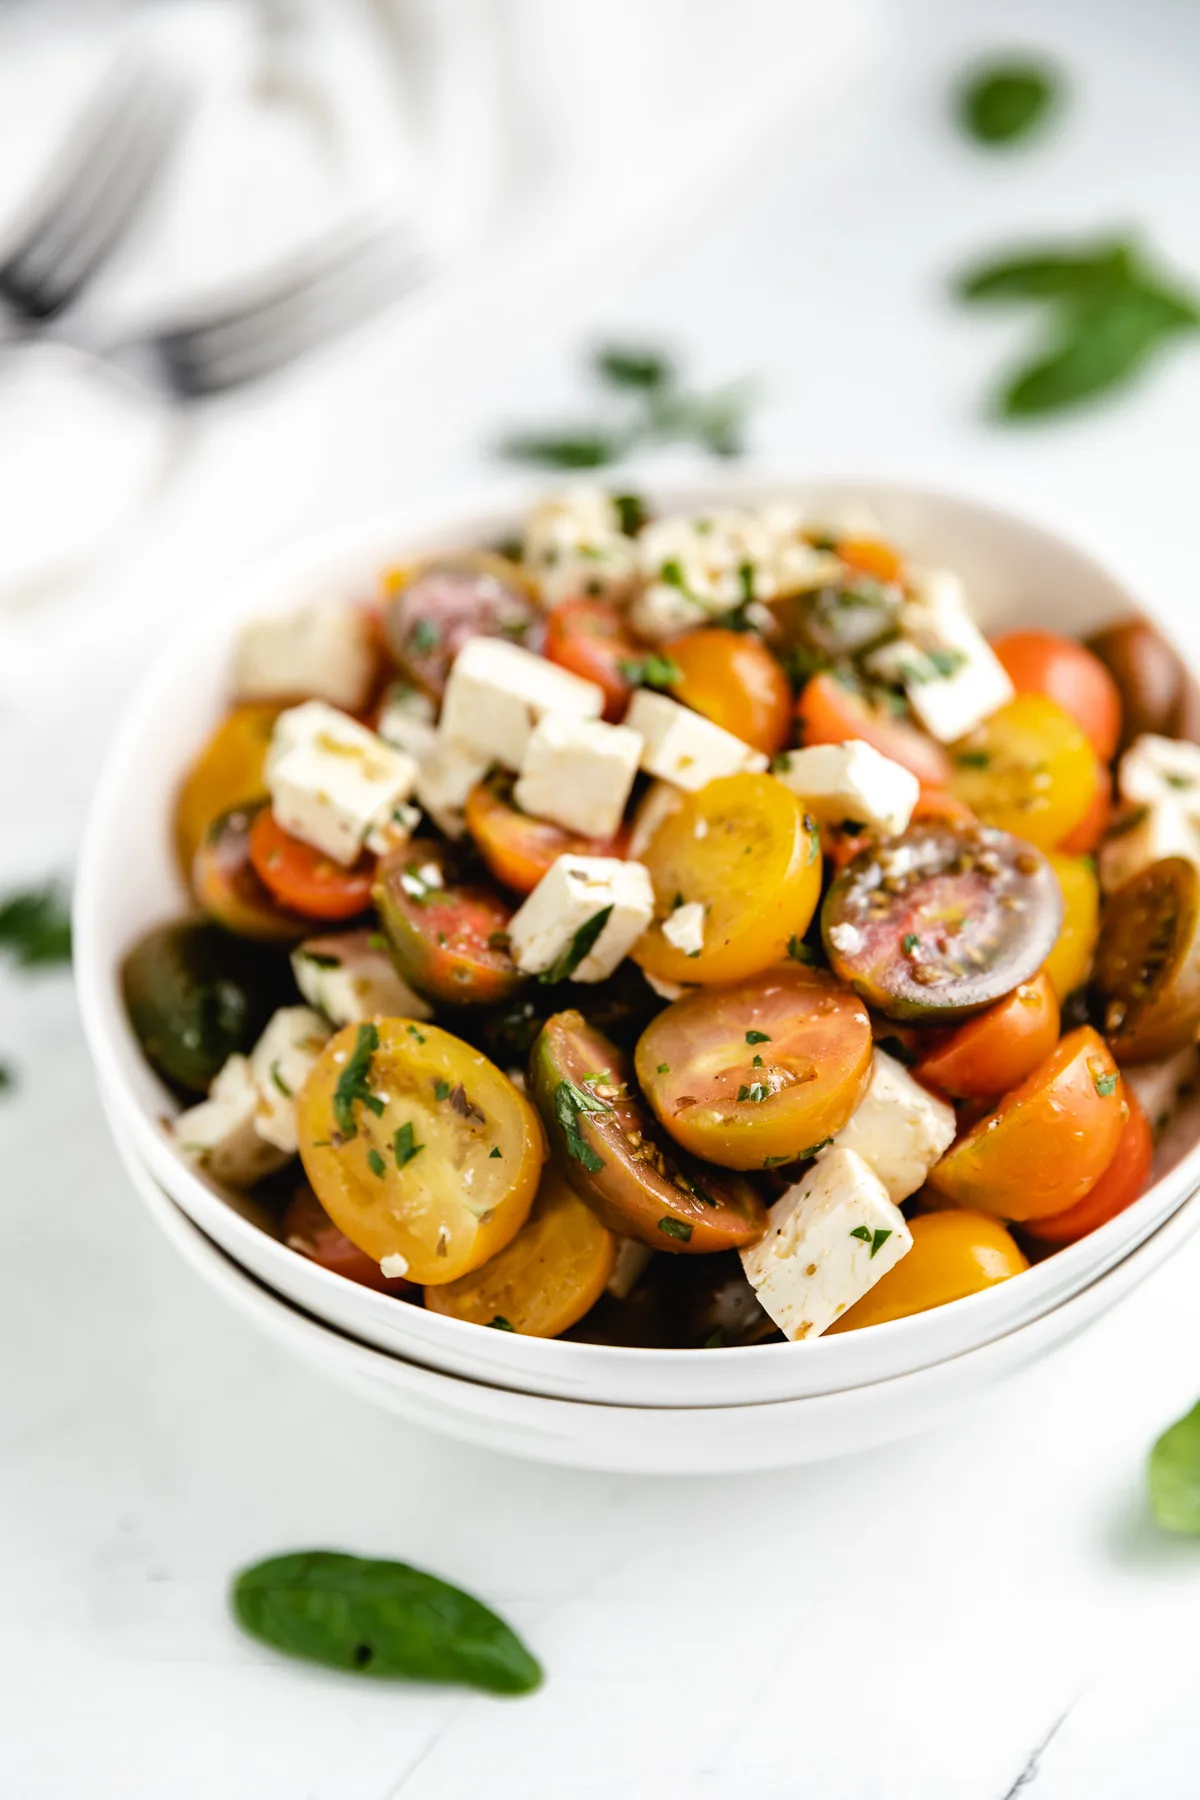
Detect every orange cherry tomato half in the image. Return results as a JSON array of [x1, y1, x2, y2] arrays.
[[1043, 852, 1101, 1001], [249, 808, 376, 921], [669, 629, 793, 757], [464, 772, 627, 896], [914, 970, 1059, 1100], [282, 1182, 416, 1294], [949, 694, 1100, 851], [991, 630, 1122, 762], [1056, 767, 1110, 854], [1021, 1084, 1152, 1246], [797, 671, 951, 788], [927, 1026, 1127, 1221], [174, 702, 278, 877], [827, 1210, 1027, 1331], [837, 537, 904, 585], [544, 597, 638, 722]]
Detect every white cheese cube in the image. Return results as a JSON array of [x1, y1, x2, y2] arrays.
[[774, 740, 918, 837], [825, 1048, 955, 1203], [247, 1007, 331, 1154], [643, 969, 693, 1003], [267, 703, 418, 866], [637, 508, 777, 608], [607, 1237, 653, 1299], [522, 487, 638, 604], [740, 1146, 912, 1340], [376, 685, 438, 763], [439, 638, 604, 768], [1119, 734, 1200, 819], [173, 1056, 289, 1189], [906, 565, 968, 612], [870, 599, 1014, 742], [362, 801, 422, 859], [757, 500, 845, 595], [1099, 802, 1200, 894], [509, 855, 654, 982], [661, 900, 706, 957], [1123, 1045, 1199, 1140], [231, 603, 375, 713], [413, 736, 491, 839], [624, 689, 768, 791], [514, 713, 642, 839], [292, 930, 433, 1026], [628, 780, 684, 860]]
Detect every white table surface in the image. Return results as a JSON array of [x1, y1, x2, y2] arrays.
[[5, 0, 1200, 1793]]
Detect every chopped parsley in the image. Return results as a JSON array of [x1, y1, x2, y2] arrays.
[[851, 1224, 893, 1258], [703, 1329, 725, 1349], [1095, 1072, 1118, 1097], [745, 1030, 771, 1044], [332, 1024, 384, 1138], [1166, 772, 1195, 790], [902, 933, 920, 955], [752, 1055, 764, 1068], [613, 492, 647, 535], [657, 1062, 670, 1074], [737, 1083, 768, 1104], [595, 345, 674, 390], [539, 906, 613, 984], [489, 1315, 516, 1332], [393, 1122, 423, 1169], [366, 1148, 387, 1178], [658, 1217, 693, 1242], [406, 1025, 426, 1044], [0, 883, 72, 968], [301, 950, 341, 969], [787, 935, 817, 966], [763, 1153, 792, 1168], [433, 1079, 452, 1103], [958, 59, 1059, 147], [269, 1061, 293, 1099], [487, 930, 511, 952], [367, 933, 388, 952], [554, 1079, 609, 1173], [799, 1138, 833, 1160], [489, 1146, 502, 1159], [618, 654, 682, 690], [408, 619, 441, 655], [955, 749, 991, 769], [906, 648, 967, 683]]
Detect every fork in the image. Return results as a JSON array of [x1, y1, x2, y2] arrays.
[[0, 53, 191, 328]]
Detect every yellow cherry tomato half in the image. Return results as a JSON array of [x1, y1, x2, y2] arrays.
[[1043, 851, 1100, 1000], [827, 1210, 1028, 1331], [632, 773, 822, 987], [927, 1025, 1127, 1221], [668, 629, 793, 756], [297, 1019, 545, 1284], [424, 1166, 616, 1336], [949, 694, 1099, 850], [174, 703, 278, 877]]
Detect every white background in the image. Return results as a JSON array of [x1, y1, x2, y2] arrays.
[[4, 0, 1200, 1793]]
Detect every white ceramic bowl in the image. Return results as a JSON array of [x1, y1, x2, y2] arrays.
[[114, 1117, 1200, 1474], [76, 475, 1200, 1409]]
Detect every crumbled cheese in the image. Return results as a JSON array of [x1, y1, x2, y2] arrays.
[[828, 922, 863, 955], [231, 603, 375, 713], [413, 736, 491, 839], [172, 1055, 289, 1188], [628, 780, 684, 859], [661, 900, 706, 957], [1119, 734, 1200, 819], [508, 855, 654, 982], [643, 969, 693, 1003], [1099, 802, 1200, 894], [739, 1146, 912, 1340], [523, 487, 638, 604], [625, 689, 768, 790], [636, 508, 777, 609], [774, 740, 918, 837], [292, 930, 433, 1026], [439, 637, 604, 767], [267, 702, 418, 866], [756, 499, 845, 595], [380, 1252, 410, 1279], [824, 1048, 956, 1202], [628, 581, 710, 642], [606, 1237, 653, 1299], [514, 713, 642, 840], [247, 1007, 331, 1154], [376, 684, 439, 763], [867, 596, 1013, 742]]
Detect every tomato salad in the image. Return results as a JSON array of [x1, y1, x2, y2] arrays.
[[121, 490, 1200, 1347]]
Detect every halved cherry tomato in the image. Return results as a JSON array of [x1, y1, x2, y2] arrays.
[[633, 773, 822, 987], [248, 808, 375, 921], [927, 1026, 1127, 1220], [837, 537, 904, 585], [669, 629, 792, 756], [1056, 769, 1110, 854], [424, 1165, 616, 1336], [464, 772, 627, 896], [193, 802, 310, 942], [1043, 852, 1100, 999], [383, 552, 540, 699], [530, 1011, 767, 1254], [826, 1210, 1027, 1331], [914, 970, 1059, 1100], [949, 694, 1099, 850], [991, 631, 1122, 762], [297, 1018, 545, 1283], [796, 671, 951, 788], [282, 1182, 416, 1294], [374, 840, 522, 1007], [822, 822, 1062, 1022], [174, 703, 278, 877], [544, 597, 638, 721], [1022, 1086, 1152, 1246], [1093, 857, 1200, 1061], [634, 966, 873, 1169], [1086, 617, 1193, 753]]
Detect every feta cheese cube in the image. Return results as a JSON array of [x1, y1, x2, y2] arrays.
[[376, 684, 439, 763], [774, 740, 918, 837], [173, 1055, 289, 1188], [1119, 734, 1200, 819], [1123, 1045, 1199, 1140], [247, 1006, 331, 1154], [661, 900, 706, 957], [643, 969, 693, 1003], [625, 690, 768, 790], [380, 1253, 410, 1279], [628, 780, 684, 860], [514, 713, 642, 839], [267, 702, 418, 866], [757, 500, 844, 595], [292, 930, 434, 1026], [607, 1237, 653, 1299], [509, 855, 654, 982], [231, 603, 376, 713], [523, 487, 638, 604], [439, 638, 604, 768], [825, 1048, 955, 1202], [740, 1146, 912, 1340], [413, 736, 491, 839], [637, 508, 777, 609], [1099, 802, 1200, 894], [362, 801, 422, 859], [869, 598, 1013, 742]]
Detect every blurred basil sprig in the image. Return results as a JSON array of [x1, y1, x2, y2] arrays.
[[957, 58, 1060, 147]]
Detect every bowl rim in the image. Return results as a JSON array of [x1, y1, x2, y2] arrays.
[[74, 469, 1200, 1386]]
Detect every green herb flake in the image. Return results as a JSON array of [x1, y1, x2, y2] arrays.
[[487, 930, 511, 952], [658, 1217, 693, 1242], [269, 1061, 293, 1099], [736, 1083, 768, 1104], [366, 1148, 387, 1178], [332, 1024, 384, 1138], [302, 950, 342, 969], [231, 1550, 542, 1694], [367, 933, 388, 951], [1166, 772, 1195, 790], [703, 1329, 726, 1349], [745, 1029, 771, 1045], [0, 1062, 13, 1096], [613, 492, 647, 536], [656, 1062, 670, 1074], [1149, 1398, 1200, 1533], [762, 1154, 792, 1168], [0, 883, 72, 968], [489, 1146, 502, 1159], [553, 1079, 608, 1173], [958, 59, 1059, 147], [787, 935, 816, 966], [870, 1228, 893, 1259], [1095, 1072, 1118, 1097], [799, 1138, 833, 1160], [539, 905, 613, 984], [409, 619, 441, 655], [489, 1315, 516, 1332], [594, 345, 673, 391], [618, 654, 682, 690], [393, 1122, 423, 1169], [406, 1025, 426, 1044], [850, 1225, 872, 1243], [956, 749, 991, 769], [433, 1079, 452, 1103], [903, 933, 920, 955]]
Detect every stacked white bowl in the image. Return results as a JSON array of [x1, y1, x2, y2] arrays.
[[75, 478, 1200, 1474]]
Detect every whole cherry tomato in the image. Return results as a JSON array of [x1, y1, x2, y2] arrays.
[[915, 970, 1059, 1100], [1021, 1086, 1152, 1246]]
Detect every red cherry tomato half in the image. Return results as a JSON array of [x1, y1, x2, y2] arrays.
[[282, 1182, 416, 1294], [1022, 1085, 1153, 1246], [544, 597, 639, 722], [914, 970, 1060, 1100], [465, 773, 629, 896], [249, 807, 376, 921], [991, 630, 1122, 763], [797, 671, 951, 789]]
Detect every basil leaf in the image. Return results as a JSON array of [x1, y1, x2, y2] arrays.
[[539, 906, 613, 985], [958, 61, 1058, 146], [593, 345, 674, 391], [498, 430, 625, 469], [957, 240, 1135, 303], [554, 1079, 607, 1173], [232, 1551, 542, 1694], [1000, 287, 1200, 418], [0, 1062, 13, 1096], [332, 1023, 384, 1138], [0, 883, 72, 968], [1149, 1399, 1200, 1533]]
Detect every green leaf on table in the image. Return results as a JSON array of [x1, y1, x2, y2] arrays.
[[593, 345, 674, 391], [232, 1550, 542, 1693], [957, 240, 1136, 303], [0, 1062, 13, 1096], [1149, 1398, 1200, 1533], [497, 429, 626, 470], [957, 59, 1059, 146], [0, 884, 72, 968], [999, 284, 1200, 418]]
